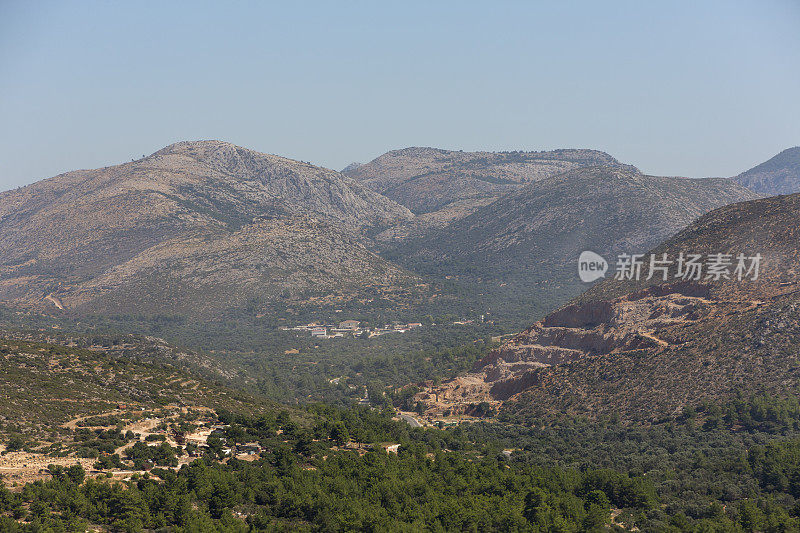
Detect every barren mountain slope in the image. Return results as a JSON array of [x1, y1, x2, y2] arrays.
[[344, 147, 638, 234], [412, 192, 800, 423], [0, 141, 420, 317], [382, 167, 758, 325], [733, 147, 800, 196]]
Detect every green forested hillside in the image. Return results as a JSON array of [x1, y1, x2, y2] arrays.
[[7, 396, 800, 531], [0, 336, 276, 438]]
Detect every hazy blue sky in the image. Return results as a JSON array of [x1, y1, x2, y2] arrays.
[[1, 1, 799, 190]]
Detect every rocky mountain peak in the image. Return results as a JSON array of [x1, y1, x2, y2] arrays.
[[733, 146, 800, 196]]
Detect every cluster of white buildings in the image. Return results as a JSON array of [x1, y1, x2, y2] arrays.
[[280, 320, 423, 339]]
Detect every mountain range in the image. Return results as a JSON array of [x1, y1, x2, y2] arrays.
[[0, 140, 794, 374], [344, 147, 638, 239]]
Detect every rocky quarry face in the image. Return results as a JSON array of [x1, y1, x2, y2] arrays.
[[412, 281, 728, 415]]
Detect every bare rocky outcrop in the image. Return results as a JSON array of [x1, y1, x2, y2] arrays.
[[413, 286, 714, 417]]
